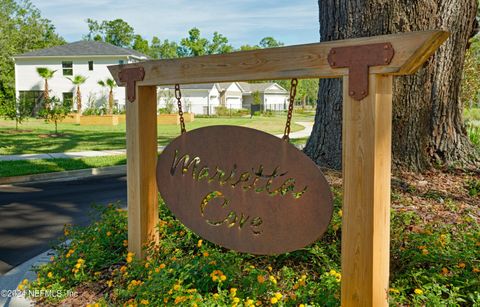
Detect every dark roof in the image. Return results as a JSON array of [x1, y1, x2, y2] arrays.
[[15, 41, 148, 58], [161, 83, 216, 90], [238, 82, 288, 93]]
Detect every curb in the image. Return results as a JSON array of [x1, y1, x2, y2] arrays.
[[0, 165, 126, 185]]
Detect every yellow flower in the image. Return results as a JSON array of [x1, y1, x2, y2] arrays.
[[107, 280, 113, 287], [22, 279, 28, 285], [155, 268, 160, 273], [77, 258, 85, 264], [255, 301, 262, 306], [458, 262, 466, 268], [17, 284, 24, 291], [414, 288, 423, 295], [123, 240, 128, 247], [267, 266, 273, 271], [197, 240, 203, 247], [145, 263, 150, 268], [269, 275, 277, 284], [270, 297, 278, 304], [220, 275, 226, 281], [233, 297, 240, 303], [106, 231, 111, 236], [257, 275, 265, 283], [213, 293, 219, 299], [75, 263, 82, 269], [246, 299, 255, 306], [47, 272, 53, 278], [173, 284, 181, 291], [126, 257, 133, 263], [472, 267, 480, 273], [274, 292, 282, 300], [389, 288, 400, 294], [212, 275, 218, 282], [203, 252, 209, 257], [159, 263, 166, 269], [120, 266, 127, 273], [230, 288, 237, 296], [140, 299, 149, 305], [299, 305, 305, 307], [338, 209, 343, 217], [441, 267, 449, 275]]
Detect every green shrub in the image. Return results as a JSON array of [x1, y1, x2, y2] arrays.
[[25, 188, 479, 306]]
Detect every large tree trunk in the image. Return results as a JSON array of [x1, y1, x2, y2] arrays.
[[305, 0, 478, 171]]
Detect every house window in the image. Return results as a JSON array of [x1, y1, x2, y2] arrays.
[[119, 60, 124, 65], [62, 61, 73, 76], [63, 92, 74, 107], [88, 61, 94, 71]]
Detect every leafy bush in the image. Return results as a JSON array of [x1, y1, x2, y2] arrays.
[[215, 106, 249, 117], [25, 186, 479, 306]]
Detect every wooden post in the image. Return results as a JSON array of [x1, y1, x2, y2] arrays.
[[341, 74, 392, 306], [126, 85, 159, 258]]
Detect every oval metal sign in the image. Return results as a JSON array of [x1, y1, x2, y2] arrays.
[[156, 126, 333, 255]]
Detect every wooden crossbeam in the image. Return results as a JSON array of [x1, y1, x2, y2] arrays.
[[109, 30, 448, 86]]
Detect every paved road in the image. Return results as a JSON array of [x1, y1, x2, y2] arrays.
[[0, 175, 126, 275]]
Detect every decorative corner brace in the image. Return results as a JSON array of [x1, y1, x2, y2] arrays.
[[118, 67, 145, 103], [328, 43, 394, 101]]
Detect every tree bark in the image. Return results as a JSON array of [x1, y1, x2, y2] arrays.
[[305, 0, 478, 171], [76, 86, 82, 114]]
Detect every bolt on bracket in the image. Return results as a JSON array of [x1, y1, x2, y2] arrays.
[[328, 43, 394, 101], [119, 67, 145, 103]]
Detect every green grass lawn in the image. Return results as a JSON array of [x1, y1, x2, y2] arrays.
[[0, 135, 310, 177], [0, 155, 127, 177], [0, 115, 312, 177], [0, 115, 308, 155]]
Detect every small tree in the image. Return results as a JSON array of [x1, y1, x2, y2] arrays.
[[0, 98, 31, 130], [252, 91, 261, 105], [158, 89, 176, 114], [40, 97, 70, 134], [67, 75, 87, 114], [36, 67, 56, 109], [98, 78, 117, 114]]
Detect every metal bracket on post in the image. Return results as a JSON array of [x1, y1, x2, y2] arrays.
[[328, 43, 394, 101], [119, 67, 145, 103]]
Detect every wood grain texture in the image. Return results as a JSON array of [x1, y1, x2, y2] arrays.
[[126, 86, 159, 258], [108, 30, 448, 86], [341, 74, 392, 306]]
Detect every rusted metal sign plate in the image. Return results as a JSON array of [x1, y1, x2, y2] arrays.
[[156, 126, 333, 255], [328, 42, 394, 100]]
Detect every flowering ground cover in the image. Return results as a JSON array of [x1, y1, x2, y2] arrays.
[[25, 168, 479, 306]]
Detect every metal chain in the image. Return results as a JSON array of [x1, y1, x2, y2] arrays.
[[175, 84, 186, 134], [282, 78, 298, 141]]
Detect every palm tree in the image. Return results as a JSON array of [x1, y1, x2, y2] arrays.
[[36, 67, 56, 109], [67, 75, 87, 114], [98, 78, 117, 114]]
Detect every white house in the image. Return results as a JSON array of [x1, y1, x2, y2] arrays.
[[217, 82, 243, 110], [158, 84, 221, 115], [14, 41, 148, 112], [238, 82, 289, 111], [158, 82, 288, 115]]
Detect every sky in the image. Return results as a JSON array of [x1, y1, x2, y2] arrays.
[[30, 0, 319, 47]]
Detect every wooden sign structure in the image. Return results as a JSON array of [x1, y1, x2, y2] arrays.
[[108, 30, 448, 307]]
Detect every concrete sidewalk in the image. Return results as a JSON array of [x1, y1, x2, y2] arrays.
[[0, 122, 313, 162]]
